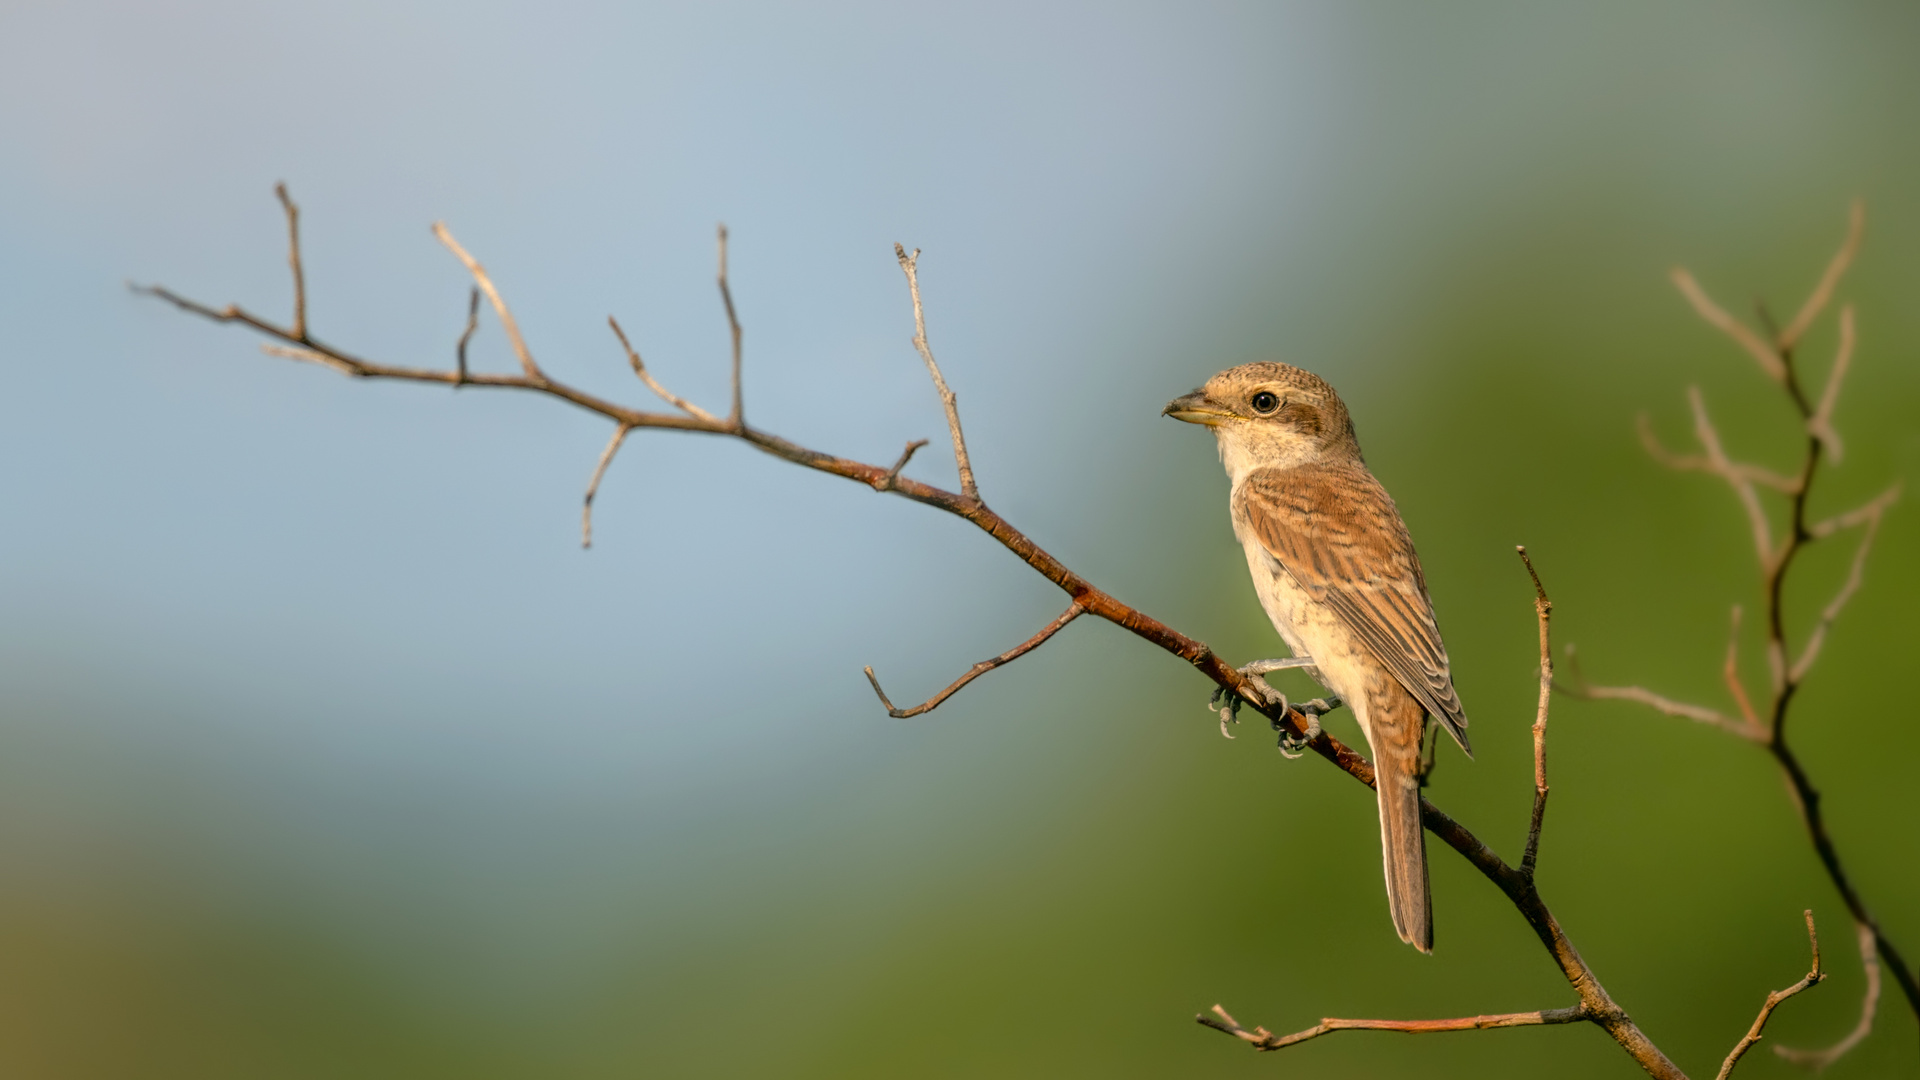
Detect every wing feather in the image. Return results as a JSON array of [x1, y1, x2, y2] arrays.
[[1236, 464, 1471, 754]]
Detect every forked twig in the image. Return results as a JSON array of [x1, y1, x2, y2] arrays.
[[1716, 911, 1826, 1079], [895, 244, 978, 502], [432, 221, 544, 382], [864, 602, 1086, 718], [1777, 920, 1880, 1071]]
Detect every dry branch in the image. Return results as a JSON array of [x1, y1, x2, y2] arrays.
[[1716, 911, 1826, 1080], [864, 602, 1086, 718], [1197, 1001, 1589, 1051], [1574, 203, 1918, 1049]]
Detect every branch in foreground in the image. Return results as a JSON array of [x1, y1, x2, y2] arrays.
[[148, 187, 1689, 1078], [1716, 911, 1825, 1080], [1197, 1002, 1589, 1051]]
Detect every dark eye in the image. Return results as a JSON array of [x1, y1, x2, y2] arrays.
[[1250, 391, 1279, 414]]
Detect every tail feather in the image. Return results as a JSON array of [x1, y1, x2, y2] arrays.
[[1378, 752, 1432, 952]]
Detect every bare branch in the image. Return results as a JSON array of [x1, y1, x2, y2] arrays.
[[607, 316, 721, 423], [1722, 605, 1760, 729], [1779, 200, 1865, 352], [1563, 680, 1764, 742], [581, 422, 634, 549], [1637, 414, 1801, 493], [1806, 305, 1854, 463], [274, 182, 307, 341], [1199, 1002, 1590, 1052], [871, 439, 930, 493], [1670, 267, 1789, 383], [431, 222, 545, 382], [717, 224, 743, 429], [1717, 911, 1827, 1080], [1516, 546, 1552, 879], [1685, 387, 1778, 571], [455, 286, 479, 384], [864, 602, 1085, 718], [1777, 920, 1880, 1071], [1790, 485, 1898, 683], [1806, 482, 1899, 541], [895, 244, 979, 502]]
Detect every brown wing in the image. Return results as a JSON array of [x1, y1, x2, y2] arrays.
[[1236, 463, 1471, 754]]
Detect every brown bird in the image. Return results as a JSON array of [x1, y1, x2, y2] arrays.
[[1164, 362, 1469, 953]]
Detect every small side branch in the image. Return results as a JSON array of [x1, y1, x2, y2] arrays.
[[871, 439, 929, 492], [864, 602, 1085, 718], [581, 422, 634, 549], [1778, 200, 1864, 351], [1560, 680, 1763, 742], [1684, 387, 1777, 572], [1806, 305, 1854, 463], [1717, 911, 1826, 1079], [1777, 920, 1880, 1071], [432, 222, 545, 382], [274, 182, 308, 341], [455, 286, 479, 384], [718, 225, 743, 429], [1516, 546, 1552, 879], [1669, 267, 1788, 383], [1198, 1002, 1589, 1052], [895, 244, 979, 502], [608, 316, 720, 423], [1790, 485, 1898, 683], [1721, 605, 1760, 729], [1637, 414, 1801, 493]]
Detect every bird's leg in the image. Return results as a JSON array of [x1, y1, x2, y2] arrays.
[[1235, 656, 1317, 708]]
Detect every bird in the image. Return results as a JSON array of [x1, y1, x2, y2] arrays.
[[1164, 362, 1470, 953]]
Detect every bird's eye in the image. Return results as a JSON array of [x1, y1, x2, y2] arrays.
[[1250, 391, 1280, 414]]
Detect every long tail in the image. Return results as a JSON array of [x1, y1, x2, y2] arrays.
[[1369, 688, 1433, 953]]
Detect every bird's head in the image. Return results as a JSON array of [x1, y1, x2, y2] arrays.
[[1163, 362, 1360, 482]]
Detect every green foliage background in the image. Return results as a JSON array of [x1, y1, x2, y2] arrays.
[[0, 2, 1916, 1076]]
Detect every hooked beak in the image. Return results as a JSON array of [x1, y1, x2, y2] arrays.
[[1162, 390, 1235, 427]]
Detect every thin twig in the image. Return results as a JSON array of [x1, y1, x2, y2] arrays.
[[431, 222, 544, 382], [581, 422, 634, 549], [1721, 606, 1760, 729], [261, 343, 363, 377], [1778, 200, 1864, 351], [872, 439, 929, 492], [1777, 920, 1880, 1071], [1790, 487, 1896, 683], [274, 182, 307, 341], [1806, 305, 1854, 463], [1717, 911, 1826, 1080], [1685, 387, 1777, 572], [864, 603, 1085, 718], [718, 224, 743, 430], [1517, 546, 1552, 879], [455, 286, 479, 384], [1637, 414, 1802, 493], [1562, 681, 1763, 742], [1669, 267, 1789, 383], [894, 244, 978, 502], [1198, 1002, 1590, 1052], [607, 316, 720, 422]]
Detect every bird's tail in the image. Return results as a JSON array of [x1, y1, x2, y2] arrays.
[[1373, 697, 1433, 953]]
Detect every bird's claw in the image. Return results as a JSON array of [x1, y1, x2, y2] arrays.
[[1209, 685, 1243, 739], [1271, 695, 1339, 759]]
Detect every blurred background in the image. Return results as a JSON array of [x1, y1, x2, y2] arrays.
[[1, 1, 1916, 1076]]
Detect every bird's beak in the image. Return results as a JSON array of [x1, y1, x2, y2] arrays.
[[1162, 390, 1234, 427]]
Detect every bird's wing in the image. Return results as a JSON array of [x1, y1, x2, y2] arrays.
[[1236, 463, 1470, 753]]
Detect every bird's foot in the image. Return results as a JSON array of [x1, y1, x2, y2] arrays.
[[1210, 658, 1320, 742], [1272, 694, 1343, 759]]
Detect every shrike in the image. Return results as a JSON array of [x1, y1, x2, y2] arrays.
[[1165, 362, 1470, 953]]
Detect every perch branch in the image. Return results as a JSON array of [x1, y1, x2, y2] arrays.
[[147, 186, 1692, 1079], [1716, 911, 1826, 1080], [864, 602, 1086, 718]]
